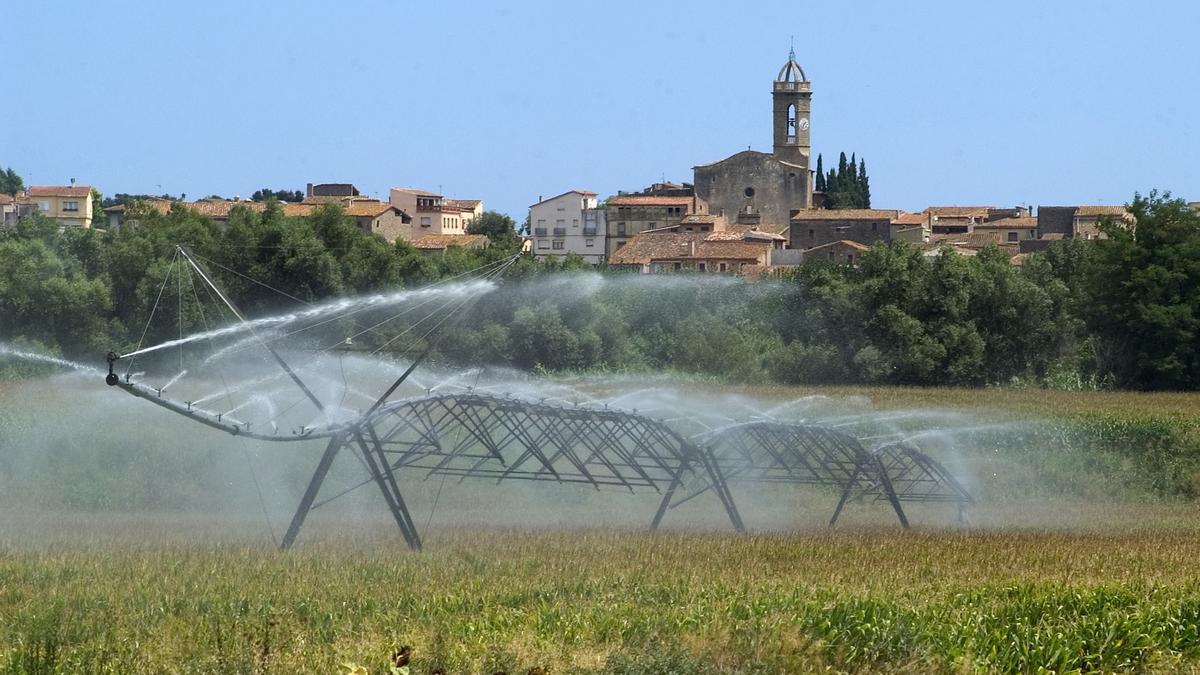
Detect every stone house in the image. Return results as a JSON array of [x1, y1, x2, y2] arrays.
[[1037, 205, 1133, 240], [801, 239, 869, 265], [789, 209, 900, 249], [607, 230, 777, 274], [306, 183, 360, 198], [971, 216, 1038, 244], [605, 194, 698, 257], [345, 201, 411, 242]]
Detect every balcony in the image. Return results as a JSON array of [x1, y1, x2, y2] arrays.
[[533, 227, 548, 236], [553, 227, 567, 237], [582, 227, 598, 236]]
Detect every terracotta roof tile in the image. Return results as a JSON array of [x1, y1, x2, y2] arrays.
[[806, 239, 870, 253], [976, 217, 1038, 228], [891, 211, 925, 226], [343, 201, 394, 217], [29, 185, 92, 198], [790, 209, 900, 220], [412, 234, 489, 250], [925, 206, 994, 217], [608, 231, 772, 265], [1075, 205, 1130, 217], [606, 195, 694, 206], [0, 194, 14, 205]]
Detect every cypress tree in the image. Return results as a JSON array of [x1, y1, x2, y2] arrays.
[[815, 154, 825, 192], [858, 158, 870, 208]]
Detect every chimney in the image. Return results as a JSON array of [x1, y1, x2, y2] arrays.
[[70, 178, 76, 186], [306, 182, 314, 197], [538, 195, 543, 203]]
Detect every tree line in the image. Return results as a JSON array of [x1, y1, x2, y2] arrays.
[[1, 192, 1197, 390]]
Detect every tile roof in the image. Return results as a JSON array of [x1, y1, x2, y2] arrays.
[[806, 239, 870, 253], [606, 195, 694, 206], [0, 194, 13, 205], [976, 217, 1038, 228], [29, 185, 92, 198], [102, 198, 178, 215], [890, 211, 925, 226], [925, 206, 994, 217], [1075, 205, 1130, 217], [445, 199, 483, 209], [281, 203, 319, 217], [392, 187, 442, 197], [607, 231, 772, 265], [412, 234, 489, 250], [790, 209, 900, 220], [343, 201, 394, 217], [929, 232, 1022, 250]]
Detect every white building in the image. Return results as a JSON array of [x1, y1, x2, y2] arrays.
[[528, 190, 605, 264]]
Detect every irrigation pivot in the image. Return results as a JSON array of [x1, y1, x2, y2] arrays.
[[104, 246, 972, 549]]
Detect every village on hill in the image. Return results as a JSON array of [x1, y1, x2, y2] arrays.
[[3, 50, 1190, 275]]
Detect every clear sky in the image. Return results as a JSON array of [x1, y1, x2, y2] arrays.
[[3, 0, 1197, 218]]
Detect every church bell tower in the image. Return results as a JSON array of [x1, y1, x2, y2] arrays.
[[772, 48, 811, 169]]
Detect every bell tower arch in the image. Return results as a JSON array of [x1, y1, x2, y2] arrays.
[[772, 48, 811, 169]]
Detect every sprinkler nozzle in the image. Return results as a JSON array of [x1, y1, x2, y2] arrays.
[[105, 351, 119, 386]]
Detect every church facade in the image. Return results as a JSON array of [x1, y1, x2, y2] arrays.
[[693, 51, 814, 227]]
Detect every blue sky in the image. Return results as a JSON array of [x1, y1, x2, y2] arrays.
[[3, 0, 1197, 218]]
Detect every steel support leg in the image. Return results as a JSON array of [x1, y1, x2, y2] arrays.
[[828, 464, 862, 528], [650, 459, 690, 531], [281, 434, 344, 550], [695, 446, 745, 532], [873, 456, 911, 529], [353, 430, 422, 550], [365, 426, 422, 549]]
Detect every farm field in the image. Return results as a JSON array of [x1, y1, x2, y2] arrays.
[[3, 519, 1200, 674], [3, 380, 1200, 673]]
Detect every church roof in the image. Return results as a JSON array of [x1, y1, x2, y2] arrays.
[[776, 48, 807, 83], [693, 149, 807, 170]]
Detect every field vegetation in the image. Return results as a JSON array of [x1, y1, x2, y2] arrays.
[[3, 381, 1200, 672], [4, 524, 1200, 674]]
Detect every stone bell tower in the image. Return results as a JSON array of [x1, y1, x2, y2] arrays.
[[772, 48, 811, 170]]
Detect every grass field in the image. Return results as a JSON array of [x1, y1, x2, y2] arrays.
[[4, 380, 1200, 673]]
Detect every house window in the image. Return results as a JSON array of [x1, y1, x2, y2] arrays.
[[556, 219, 565, 227], [673, 262, 682, 271], [617, 222, 627, 235], [420, 216, 431, 227], [698, 263, 707, 272], [648, 222, 656, 229], [537, 240, 549, 249], [572, 219, 579, 227], [719, 262, 727, 272], [585, 239, 594, 247], [38, 201, 50, 211], [872, 222, 877, 232], [552, 240, 564, 250], [63, 201, 79, 212], [809, 229, 814, 237], [537, 219, 546, 226], [1007, 231, 1019, 242]]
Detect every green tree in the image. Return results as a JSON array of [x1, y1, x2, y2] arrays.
[[1084, 192, 1200, 388], [815, 154, 825, 192], [467, 210, 521, 249], [0, 167, 23, 196]]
